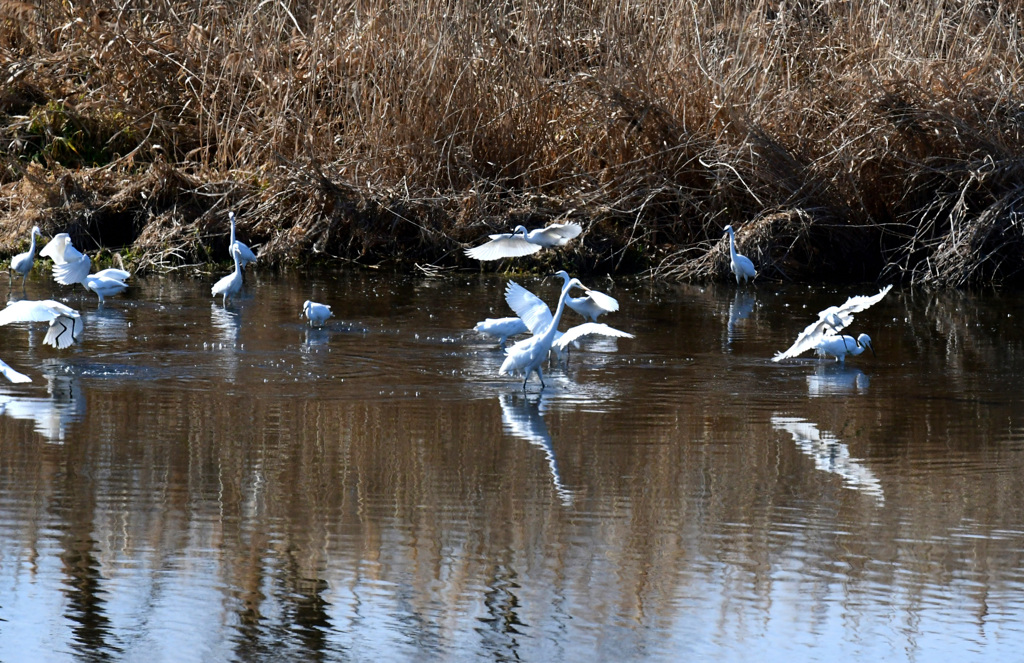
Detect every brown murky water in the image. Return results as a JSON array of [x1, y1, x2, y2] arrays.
[[1, 271, 1023, 661]]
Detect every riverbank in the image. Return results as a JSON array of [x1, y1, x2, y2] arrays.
[[3, 1, 1023, 285]]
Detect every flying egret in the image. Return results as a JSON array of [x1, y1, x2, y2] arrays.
[[9, 226, 42, 289], [772, 285, 892, 362], [474, 316, 529, 348], [302, 300, 333, 327], [0, 358, 31, 383], [212, 245, 244, 306], [228, 212, 258, 269], [723, 225, 757, 284], [500, 277, 585, 389], [465, 222, 582, 261], [0, 299, 84, 349], [814, 332, 874, 364], [552, 270, 619, 321]]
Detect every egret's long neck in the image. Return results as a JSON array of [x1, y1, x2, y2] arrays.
[[230, 216, 237, 244], [28, 232, 37, 255], [543, 285, 572, 343], [728, 230, 738, 259]]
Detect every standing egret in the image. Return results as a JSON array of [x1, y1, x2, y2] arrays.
[[212, 245, 244, 306], [553, 270, 619, 321], [0, 299, 84, 349], [772, 285, 892, 362], [814, 333, 874, 364], [302, 300, 333, 327], [0, 359, 32, 383], [228, 212, 258, 269], [9, 226, 42, 289], [500, 277, 585, 389], [723, 225, 757, 284], [465, 222, 582, 261], [474, 317, 529, 348]]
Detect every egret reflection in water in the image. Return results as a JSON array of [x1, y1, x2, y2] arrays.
[[726, 289, 756, 347], [498, 392, 572, 505], [0, 361, 84, 442], [772, 415, 884, 503], [806, 363, 870, 396]]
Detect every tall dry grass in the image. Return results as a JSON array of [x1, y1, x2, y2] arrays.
[[1, 0, 1023, 284]]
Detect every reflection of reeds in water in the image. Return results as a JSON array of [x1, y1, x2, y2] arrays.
[[772, 415, 884, 503]]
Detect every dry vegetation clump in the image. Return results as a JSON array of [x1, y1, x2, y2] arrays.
[[2, 0, 1023, 284]]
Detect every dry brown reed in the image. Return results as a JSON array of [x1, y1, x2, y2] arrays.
[[2, 0, 1023, 284]]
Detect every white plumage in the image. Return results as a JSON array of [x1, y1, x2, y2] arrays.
[[465, 223, 582, 261], [0, 299, 84, 350], [724, 225, 757, 284], [0, 358, 32, 384], [302, 300, 333, 327], [229, 212, 258, 269], [553, 270, 619, 321], [9, 226, 42, 288], [773, 285, 891, 362], [212, 245, 244, 306], [814, 333, 874, 364], [473, 317, 529, 348]]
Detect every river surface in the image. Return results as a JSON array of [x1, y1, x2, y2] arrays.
[[0, 271, 1023, 662]]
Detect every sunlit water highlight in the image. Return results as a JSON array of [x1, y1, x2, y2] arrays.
[[1, 273, 1023, 661]]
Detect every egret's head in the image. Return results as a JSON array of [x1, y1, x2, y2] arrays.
[[302, 300, 312, 315], [31, 226, 41, 236], [551, 270, 570, 283], [858, 334, 875, 355], [723, 225, 734, 235], [513, 225, 529, 237]]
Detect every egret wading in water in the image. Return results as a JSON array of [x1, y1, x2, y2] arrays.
[[814, 333, 875, 364], [723, 225, 757, 284], [500, 277, 586, 389], [474, 316, 529, 348], [9, 226, 42, 290], [212, 245, 244, 306], [465, 222, 582, 261], [501, 279, 633, 387], [302, 300, 333, 327], [0, 299, 84, 350], [39, 233, 130, 303], [773, 285, 892, 362], [552, 270, 619, 321], [228, 212, 258, 270]]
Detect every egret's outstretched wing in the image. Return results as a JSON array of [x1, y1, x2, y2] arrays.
[[465, 236, 543, 261], [474, 317, 529, 337], [504, 281, 552, 334], [0, 359, 31, 383], [553, 322, 634, 352], [0, 300, 77, 325], [53, 254, 92, 285], [773, 285, 892, 362], [534, 222, 582, 245], [582, 289, 618, 313]]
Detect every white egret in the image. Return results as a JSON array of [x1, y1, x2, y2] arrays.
[[0, 299, 84, 350], [500, 277, 585, 389], [9, 226, 42, 289], [0, 359, 31, 383], [39, 233, 131, 303], [302, 300, 333, 327], [473, 316, 529, 348], [814, 333, 874, 364], [228, 212, 258, 269], [723, 224, 757, 284], [552, 321, 634, 354], [465, 222, 582, 261], [772, 285, 892, 362], [212, 245, 244, 306], [552, 270, 619, 321]]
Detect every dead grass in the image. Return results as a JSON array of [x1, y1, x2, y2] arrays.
[[2, 0, 1024, 284]]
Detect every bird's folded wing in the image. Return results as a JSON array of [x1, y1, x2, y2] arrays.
[[505, 282, 552, 334], [93, 268, 131, 282], [547, 223, 583, 240], [42, 315, 82, 349], [585, 289, 619, 313], [465, 237, 542, 261], [554, 322, 633, 351]]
